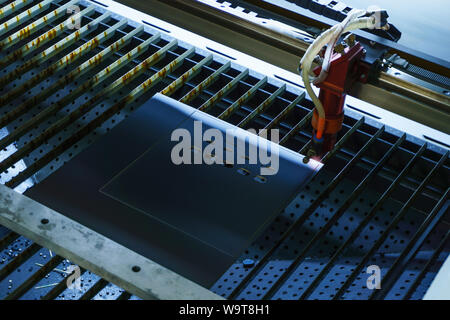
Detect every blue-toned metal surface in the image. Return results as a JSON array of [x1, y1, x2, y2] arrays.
[[0, 0, 448, 300], [267, 0, 450, 64], [25, 94, 321, 286], [322, 0, 450, 62]]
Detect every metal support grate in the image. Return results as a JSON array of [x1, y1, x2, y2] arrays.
[[0, 0, 448, 300]]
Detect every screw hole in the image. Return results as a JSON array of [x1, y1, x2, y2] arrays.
[[132, 266, 141, 273], [254, 175, 267, 184], [237, 168, 250, 176], [41, 219, 49, 225]]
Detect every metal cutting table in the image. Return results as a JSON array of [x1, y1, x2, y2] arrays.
[[0, 0, 448, 300]]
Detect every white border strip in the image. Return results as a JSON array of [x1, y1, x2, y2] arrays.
[[424, 254, 450, 300]]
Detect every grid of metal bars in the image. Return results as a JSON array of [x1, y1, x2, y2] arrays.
[[0, 0, 448, 300]]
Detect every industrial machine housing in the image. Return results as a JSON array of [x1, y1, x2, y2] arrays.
[[0, 0, 448, 300]]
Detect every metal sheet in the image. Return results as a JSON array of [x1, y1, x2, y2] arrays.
[[25, 94, 321, 287], [0, 184, 222, 300]]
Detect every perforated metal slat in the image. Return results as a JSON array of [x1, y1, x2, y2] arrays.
[[41, 266, 87, 300], [0, 5, 96, 69], [180, 61, 231, 104], [263, 92, 305, 131], [0, 0, 79, 51], [231, 125, 386, 299], [4, 40, 182, 188], [0, 14, 112, 88], [77, 278, 109, 300], [403, 230, 449, 300], [161, 54, 213, 97], [54, 271, 103, 300], [92, 282, 127, 300], [0, 25, 150, 152], [370, 189, 449, 300], [263, 133, 407, 299], [0, 232, 122, 300], [319, 118, 365, 163], [218, 75, 267, 120], [238, 83, 285, 128], [0, 0, 34, 21], [297, 142, 429, 299], [279, 109, 313, 145], [334, 151, 449, 299], [0, 241, 40, 282], [0, 16, 126, 108], [0, 0, 448, 301], [0, 248, 62, 300], [199, 68, 249, 113], [0, 1, 55, 38], [209, 120, 372, 298], [0, 230, 19, 252]]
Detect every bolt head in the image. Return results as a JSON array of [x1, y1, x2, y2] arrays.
[[243, 259, 255, 268], [334, 43, 346, 54]]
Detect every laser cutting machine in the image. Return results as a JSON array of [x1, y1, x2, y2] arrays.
[[0, 0, 448, 300]]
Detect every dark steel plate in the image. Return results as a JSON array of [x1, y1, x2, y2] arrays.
[[25, 94, 321, 286]]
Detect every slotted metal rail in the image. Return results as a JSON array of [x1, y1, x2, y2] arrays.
[[0, 0, 448, 300]]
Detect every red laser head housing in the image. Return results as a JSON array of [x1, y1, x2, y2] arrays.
[[311, 41, 369, 158]]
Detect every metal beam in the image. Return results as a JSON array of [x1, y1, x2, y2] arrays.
[[0, 184, 223, 300], [118, 0, 450, 134]]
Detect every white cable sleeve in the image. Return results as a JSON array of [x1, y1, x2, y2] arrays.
[[317, 10, 366, 84], [300, 16, 376, 121]]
